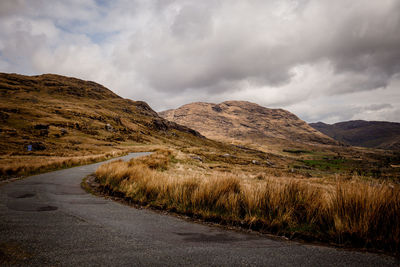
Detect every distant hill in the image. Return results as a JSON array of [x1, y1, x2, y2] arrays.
[[159, 101, 337, 147], [309, 120, 400, 150]]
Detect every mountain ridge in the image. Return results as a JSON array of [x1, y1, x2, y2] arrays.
[[310, 120, 400, 150], [159, 101, 337, 148]]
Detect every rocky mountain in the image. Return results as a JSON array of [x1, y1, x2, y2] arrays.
[[310, 120, 400, 150], [0, 72, 202, 155], [159, 101, 336, 147]]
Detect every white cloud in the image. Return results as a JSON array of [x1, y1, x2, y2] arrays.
[[0, 0, 399, 123]]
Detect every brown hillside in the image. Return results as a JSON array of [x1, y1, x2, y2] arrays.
[[0, 72, 203, 156], [159, 101, 337, 147]]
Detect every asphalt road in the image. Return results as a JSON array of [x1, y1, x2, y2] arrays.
[[0, 152, 398, 266]]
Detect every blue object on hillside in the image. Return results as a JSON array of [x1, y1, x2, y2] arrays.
[[27, 145, 32, 151]]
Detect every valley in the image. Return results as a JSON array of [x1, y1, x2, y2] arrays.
[[0, 72, 399, 256]]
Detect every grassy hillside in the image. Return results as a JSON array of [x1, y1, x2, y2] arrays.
[[0, 72, 202, 154]]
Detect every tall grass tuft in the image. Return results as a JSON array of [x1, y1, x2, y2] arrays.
[[329, 181, 400, 250]]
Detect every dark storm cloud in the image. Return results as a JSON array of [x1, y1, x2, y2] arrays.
[[324, 1, 400, 92], [364, 103, 393, 112], [116, 0, 400, 97]]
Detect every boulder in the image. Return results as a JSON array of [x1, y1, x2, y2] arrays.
[[105, 123, 114, 132]]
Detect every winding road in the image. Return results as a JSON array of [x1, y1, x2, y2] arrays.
[[0, 152, 398, 266]]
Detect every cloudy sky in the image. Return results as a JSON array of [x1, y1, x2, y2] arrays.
[[1, 0, 400, 123]]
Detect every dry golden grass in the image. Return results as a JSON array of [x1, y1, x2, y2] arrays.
[[129, 149, 172, 170], [95, 151, 400, 253], [0, 150, 126, 179], [328, 181, 400, 250]]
